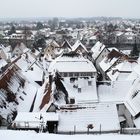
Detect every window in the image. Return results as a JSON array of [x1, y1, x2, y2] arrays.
[[60, 72, 63, 77], [81, 72, 87, 77], [88, 81, 92, 86], [64, 73, 67, 77], [74, 73, 79, 77], [78, 88, 81, 93], [70, 78, 75, 83], [70, 98, 75, 104], [87, 72, 93, 77], [69, 73, 73, 77]]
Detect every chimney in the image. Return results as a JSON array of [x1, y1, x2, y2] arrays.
[[49, 75, 52, 84], [70, 98, 75, 104], [78, 85, 81, 93]]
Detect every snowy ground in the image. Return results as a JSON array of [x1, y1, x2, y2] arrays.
[[1, 130, 140, 140]]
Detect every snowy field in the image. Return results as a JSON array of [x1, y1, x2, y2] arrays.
[[1, 130, 140, 140]]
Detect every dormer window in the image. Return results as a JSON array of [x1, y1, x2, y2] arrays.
[[88, 81, 92, 86], [30, 67, 33, 71], [78, 87, 81, 93], [70, 98, 75, 104]]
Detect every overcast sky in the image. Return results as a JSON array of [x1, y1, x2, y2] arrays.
[[0, 0, 140, 18]]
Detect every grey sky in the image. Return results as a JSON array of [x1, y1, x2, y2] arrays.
[[0, 0, 140, 18]]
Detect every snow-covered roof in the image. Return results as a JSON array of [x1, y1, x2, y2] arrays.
[[91, 41, 106, 60], [133, 64, 140, 77], [125, 28, 133, 32], [116, 31, 124, 36], [125, 78, 140, 117], [51, 40, 60, 48], [126, 64, 140, 81], [108, 47, 118, 52], [133, 117, 140, 129], [0, 59, 7, 69], [16, 30, 23, 34], [99, 50, 123, 72], [72, 40, 88, 52], [134, 117, 140, 128], [106, 60, 137, 81], [58, 103, 120, 132], [22, 63, 43, 82], [98, 81, 132, 103], [120, 50, 131, 55], [61, 40, 71, 49], [0, 45, 11, 60], [33, 79, 49, 112], [0, 64, 40, 119], [31, 49, 40, 57], [46, 39, 60, 48], [17, 81, 38, 112], [89, 35, 97, 40], [14, 112, 59, 123], [15, 43, 28, 51], [127, 71, 139, 81], [99, 57, 118, 72], [49, 61, 96, 73], [3, 46, 11, 52], [62, 77, 98, 104], [48, 54, 96, 73], [15, 52, 44, 82]]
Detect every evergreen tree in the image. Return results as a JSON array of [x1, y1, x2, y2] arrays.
[[33, 34, 46, 50], [8, 25, 16, 35], [131, 44, 139, 57], [36, 22, 44, 30], [22, 26, 32, 46]]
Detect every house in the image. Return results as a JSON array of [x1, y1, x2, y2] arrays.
[[44, 40, 62, 59], [34, 51, 98, 111], [0, 58, 8, 74], [10, 112, 59, 133], [106, 59, 138, 81], [89, 35, 97, 46], [61, 40, 72, 53], [0, 64, 38, 124], [12, 42, 29, 57], [99, 49, 127, 80], [91, 41, 109, 70], [47, 52, 98, 105], [5, 30, 34, 41], [71, 40, 88, 54], [0, 45, 11, 61], [124, 31, 136, 44], [10, 33, 23, 39]]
